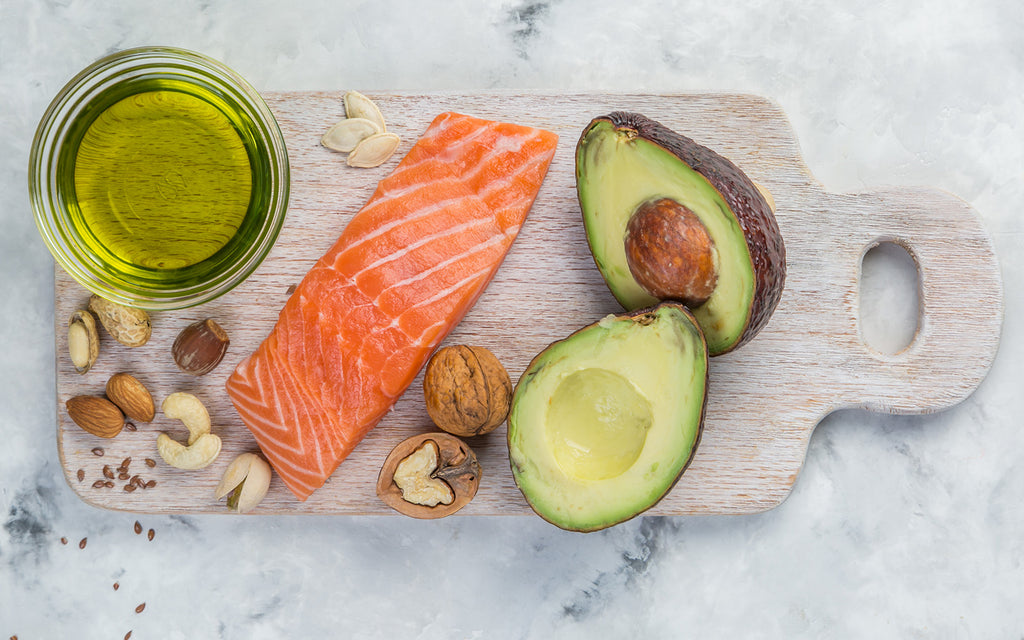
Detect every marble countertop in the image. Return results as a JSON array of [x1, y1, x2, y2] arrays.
[[2, 1, 1021, 637]]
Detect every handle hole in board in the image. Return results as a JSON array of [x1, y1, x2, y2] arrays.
[[859, 241, 920, 355]]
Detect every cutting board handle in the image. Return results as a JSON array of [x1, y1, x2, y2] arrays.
[[825, 186, 1003, 414]]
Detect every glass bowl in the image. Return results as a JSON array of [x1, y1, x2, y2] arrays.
[[29, 46, 289, 310]]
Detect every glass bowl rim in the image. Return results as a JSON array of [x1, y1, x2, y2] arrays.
[[29, 46, 290, 310]]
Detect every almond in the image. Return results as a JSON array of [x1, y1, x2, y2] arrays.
[[172, 319, 230, 376], [66, 395, 124, 438], [105, 373, 156, 422]]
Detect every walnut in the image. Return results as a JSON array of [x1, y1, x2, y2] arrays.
[[423, 345, 512, 437], [376, 432, 481, 519]]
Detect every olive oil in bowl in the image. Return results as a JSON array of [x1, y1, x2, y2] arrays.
[[31, 47, 289, 309], [73, 89, 253, 271]]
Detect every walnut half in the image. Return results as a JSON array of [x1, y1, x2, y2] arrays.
[[376, 432, 481, 519]]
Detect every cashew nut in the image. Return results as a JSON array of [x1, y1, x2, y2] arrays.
[[161, 392, 211, 445], [157, 392, 221, 470], [157, 432, 222, 470], [215, 453, 272, 513]]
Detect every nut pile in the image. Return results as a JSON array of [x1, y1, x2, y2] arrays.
[[63, 295, 272, 513]]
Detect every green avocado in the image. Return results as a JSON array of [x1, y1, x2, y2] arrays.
[[575, 112, 786, 355], [507, 302, 707, 532]]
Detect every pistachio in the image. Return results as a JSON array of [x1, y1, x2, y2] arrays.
[[322, 117, 382, 153], [88, 295, 151, 347], [68, 310, 100, 374], [172, 318, 229, 376], [343, 90, 386, 131], [105, 373, 155, 422], [66, 395, 124, 438], [215, 453, 272, 513], [347, 132, 401, 168]]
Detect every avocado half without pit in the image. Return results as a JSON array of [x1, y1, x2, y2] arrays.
[[507, 302, 707, 532], [575, 112, 786, 355]]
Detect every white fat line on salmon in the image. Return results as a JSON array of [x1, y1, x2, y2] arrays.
[[260, 446, 320, 494], [346, 267, 488, 373], [368, 264, 491, 343], [387, 129, 540, 186], [339, 151, 548, 260], [346, 216, 494, 282], [369, 232, 507, 306], [412, 113, 493, 151]]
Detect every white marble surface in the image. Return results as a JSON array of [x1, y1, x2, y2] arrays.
[[2, 0, 1021, 637]]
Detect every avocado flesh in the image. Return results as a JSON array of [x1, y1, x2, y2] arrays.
[[508, 303, 707, 532], [577, 119, 757, 355]]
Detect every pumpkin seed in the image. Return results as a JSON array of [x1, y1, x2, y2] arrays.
[[343, 90, 386, 130], [347, 132, 401, 168], [322, 117, 382, 153]]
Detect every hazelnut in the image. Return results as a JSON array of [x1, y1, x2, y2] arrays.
[[376, 432, 481, 519], [423, 345, 512, 437], [172, 319, 230, 376]]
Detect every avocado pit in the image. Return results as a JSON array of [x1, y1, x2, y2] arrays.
[[624, 198, 719, 307]]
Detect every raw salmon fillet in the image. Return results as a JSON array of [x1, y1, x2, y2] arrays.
[[226, 112, 558, 501]]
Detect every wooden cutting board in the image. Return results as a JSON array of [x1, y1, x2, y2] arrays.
[[53, 92, 1003, 517]]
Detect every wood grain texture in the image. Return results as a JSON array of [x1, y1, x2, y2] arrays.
[[53, 92, 1003, 516]]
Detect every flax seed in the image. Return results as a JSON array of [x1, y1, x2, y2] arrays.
[[77, 469, 85, 482], [135, 602, 145, 614], [92, 480, 106, 488], [147, 529, 155, 542], [78, 537, 87, 549], [144, 458, 156, 468], [134, 521, 142, 535], [92, 447, 104, 456], [145, 480, 157, 489]]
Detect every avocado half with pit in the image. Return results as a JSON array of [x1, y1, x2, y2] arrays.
[[508, 302, 707, 532], [575, 112, 786, 355]]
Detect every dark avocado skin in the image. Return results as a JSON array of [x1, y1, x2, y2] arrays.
[[581, 112, 787, 353]]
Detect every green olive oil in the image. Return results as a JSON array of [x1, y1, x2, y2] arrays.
[[64, 83, 260, 278]]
